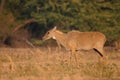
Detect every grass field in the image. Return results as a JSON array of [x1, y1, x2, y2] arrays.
[[0, 47, 120, 80]]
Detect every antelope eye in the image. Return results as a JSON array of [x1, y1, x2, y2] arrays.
[[47, 32, 50, 34]]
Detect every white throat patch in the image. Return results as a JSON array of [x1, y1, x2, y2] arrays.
[[52, 36, 56, 39]]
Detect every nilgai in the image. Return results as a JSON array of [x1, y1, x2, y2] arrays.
[[42, 27, 106, 65]]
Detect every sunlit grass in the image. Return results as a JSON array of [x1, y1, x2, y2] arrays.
[[81, 62, 119, 78], [0, 48, 120, 80]]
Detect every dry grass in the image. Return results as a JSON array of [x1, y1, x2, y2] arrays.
[[0, 47, 120, 80]]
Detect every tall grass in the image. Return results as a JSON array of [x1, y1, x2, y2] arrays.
[[0, 48, 120, 80], [81, 62, 119, 78]]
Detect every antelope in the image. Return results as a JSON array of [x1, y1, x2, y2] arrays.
[[42, 27, 106, 65]]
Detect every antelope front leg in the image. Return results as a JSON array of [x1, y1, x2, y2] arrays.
[[73, 51, 78, 67], [71, 49, 78, 67], [69, 51, 72, 65]]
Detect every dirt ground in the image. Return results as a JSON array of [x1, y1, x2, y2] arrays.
[[0, 47, 120, 80]]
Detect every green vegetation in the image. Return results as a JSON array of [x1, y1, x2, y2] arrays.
[[0, 0, 120, 46]]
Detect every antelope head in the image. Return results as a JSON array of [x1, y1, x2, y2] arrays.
[[42, 26, 57, 41]]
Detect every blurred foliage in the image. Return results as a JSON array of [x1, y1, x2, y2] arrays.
[[0, 12, 17, 37], [0, 0, 120, 45]]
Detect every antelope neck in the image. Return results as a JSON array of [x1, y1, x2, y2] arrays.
[[54, 30, 67, 46]]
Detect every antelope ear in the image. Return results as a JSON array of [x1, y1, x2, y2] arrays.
[[53, 26, 57, 30]]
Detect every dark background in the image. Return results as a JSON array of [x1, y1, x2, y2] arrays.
[[0, 0, 120, 49]]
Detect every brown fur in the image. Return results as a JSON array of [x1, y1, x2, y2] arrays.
[[43, 27, 106, 65]]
